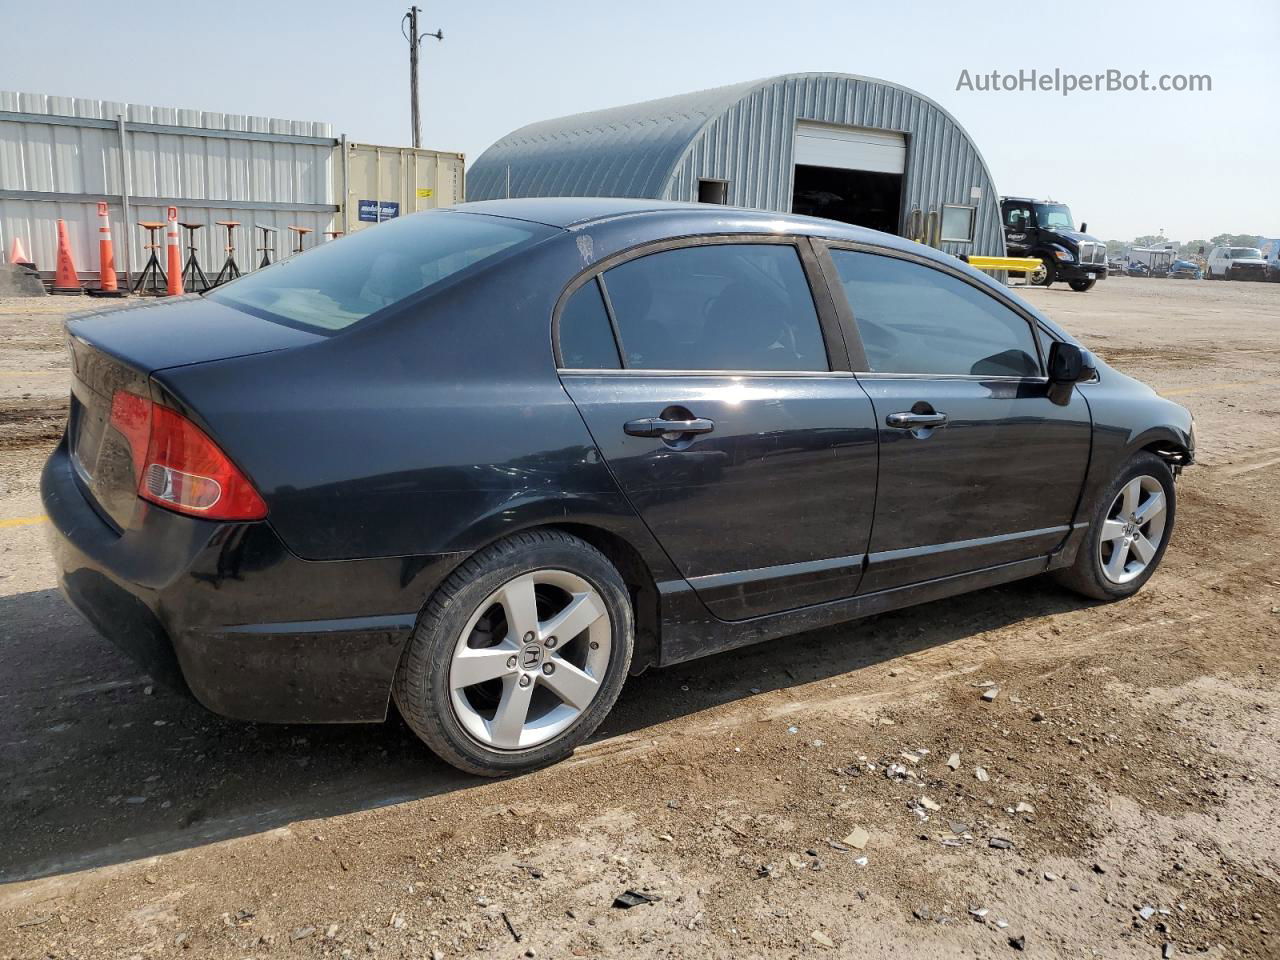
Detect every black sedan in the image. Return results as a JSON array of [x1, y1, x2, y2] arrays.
[[43, 198, 1195, 776]]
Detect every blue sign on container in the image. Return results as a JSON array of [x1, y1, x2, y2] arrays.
[[358, 200, 400, 222]]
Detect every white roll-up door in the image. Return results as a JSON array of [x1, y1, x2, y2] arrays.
[[793, 122, 906, 174]]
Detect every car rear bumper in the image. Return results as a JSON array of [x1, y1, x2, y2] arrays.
[[42, 440, 463, 723]]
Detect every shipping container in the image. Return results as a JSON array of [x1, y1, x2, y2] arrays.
[[337, 141, 465, 235]]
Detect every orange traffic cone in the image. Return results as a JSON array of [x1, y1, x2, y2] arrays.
[[7, 235, 33, 267], [51, 219, 83, 295], [165, 207, 183, 296], [91, 202, 125, 297]]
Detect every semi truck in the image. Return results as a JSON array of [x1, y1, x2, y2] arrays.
[[1000, 196, 1108, 291]]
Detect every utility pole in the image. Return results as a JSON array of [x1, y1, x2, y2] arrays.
[[403, 5, 444, 149]]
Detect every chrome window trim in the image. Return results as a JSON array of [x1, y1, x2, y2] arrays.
[[852, 371, 1048, 384], [559, 368, 854, 379]]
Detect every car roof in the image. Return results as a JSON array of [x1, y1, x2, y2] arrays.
[[450, 195, 924, 250], [450, 196, 893, 240]]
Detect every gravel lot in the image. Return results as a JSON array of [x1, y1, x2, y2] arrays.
[[1, 277, 1277, 959]]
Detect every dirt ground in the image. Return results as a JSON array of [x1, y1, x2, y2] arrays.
[[0, 277, 1277, 960]]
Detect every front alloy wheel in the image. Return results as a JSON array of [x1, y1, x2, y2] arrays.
[[394, 530, 633, 776], [1054, 451, 1177, 600], [1097, 475, 1168, 584]]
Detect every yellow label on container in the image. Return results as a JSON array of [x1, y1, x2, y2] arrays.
[[416, 188, 434, 199]]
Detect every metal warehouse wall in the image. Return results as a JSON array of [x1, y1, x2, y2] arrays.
[[665, 75, 1004, 259], [0, 91, 338, 281]]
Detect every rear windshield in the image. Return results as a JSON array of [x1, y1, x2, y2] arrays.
[[208, 212, 553, 332]]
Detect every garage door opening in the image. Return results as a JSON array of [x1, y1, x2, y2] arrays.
[[791, 164, 903, 233], [791, 122, 906, 234]]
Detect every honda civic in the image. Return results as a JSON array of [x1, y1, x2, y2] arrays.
[[43, 198, 1194, 775]]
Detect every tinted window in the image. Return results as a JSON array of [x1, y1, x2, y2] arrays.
[[602, 244, 828, 372], [1004, 204, 1031, 227], [558, 279, 620, 369], [210, 212, 551, 332], [831, 250, 1040, 377]]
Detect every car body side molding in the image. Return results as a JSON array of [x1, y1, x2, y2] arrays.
[[656, 555, 1050, 666]]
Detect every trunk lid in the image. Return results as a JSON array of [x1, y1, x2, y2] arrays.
[[65, 296, 322, 530]]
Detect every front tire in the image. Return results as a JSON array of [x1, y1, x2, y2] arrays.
[[1068, 278, 1096, 292], [1054, 452, 1176, 601], [394, 530, 634, 776], [1036, 258, 1057, 286]]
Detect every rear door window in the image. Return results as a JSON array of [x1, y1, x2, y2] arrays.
[[209, 212, 553, 332], [558, 278, 621, 369], [600, 243, 829, 372], [830, 250, 1041, 378]]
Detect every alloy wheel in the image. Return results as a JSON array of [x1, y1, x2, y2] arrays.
[[1098, 475, 1168, 584], [448, 569, 612, 750]]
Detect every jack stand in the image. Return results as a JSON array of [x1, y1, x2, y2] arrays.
[[256, 225, 278, 269], [131, 221, 167, 296], [287, 225, 312, 256], [211, 221, 242, 287], [179, 222, 211, 293]]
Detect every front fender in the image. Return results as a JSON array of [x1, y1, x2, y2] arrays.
[[1073, 365, 1194, 523]]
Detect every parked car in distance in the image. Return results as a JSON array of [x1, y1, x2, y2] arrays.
[[1000, 196, 1108, 291], [1206, 245, 1268, 281], [1168, 258, 1203, 280], [43, 198, 1195, 776]]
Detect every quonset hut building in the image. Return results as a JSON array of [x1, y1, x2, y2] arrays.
[[469, 72, 1006, 259]]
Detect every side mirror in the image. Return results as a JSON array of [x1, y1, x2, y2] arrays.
[[1080, 221, 1088, 234], [1048, 341, 1096, 384]]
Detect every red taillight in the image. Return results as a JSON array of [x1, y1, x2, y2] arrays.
[[109, 390, 267, 521]]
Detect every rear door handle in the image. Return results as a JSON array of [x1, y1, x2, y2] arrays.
[[885, 411, 949, 429], [624, 417, 715, 438]]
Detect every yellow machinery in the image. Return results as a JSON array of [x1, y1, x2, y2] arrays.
[[966, 255, 1045, 287]]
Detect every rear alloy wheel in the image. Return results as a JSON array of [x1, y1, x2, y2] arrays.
[[1054, 451, 1176, 600], [394, 530, 633, 776]]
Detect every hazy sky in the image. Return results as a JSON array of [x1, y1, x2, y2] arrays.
[[2, 0, 1275, 241]]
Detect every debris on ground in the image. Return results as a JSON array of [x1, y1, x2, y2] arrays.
[[842, 826, 870, 850], [613, 890, 660, 909]]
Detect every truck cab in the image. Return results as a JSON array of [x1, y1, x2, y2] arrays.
[[1001, 197, 1108, 291]]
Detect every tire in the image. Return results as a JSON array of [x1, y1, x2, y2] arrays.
[[1054, 451, 1176, 601], [1068, 278, 1096, 292], [393, 530, 634, 776], [1036, 258, 1057, 286]]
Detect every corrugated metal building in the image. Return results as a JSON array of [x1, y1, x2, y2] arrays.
[[0, 92, 465, 284], [469, 73, 1005, 259], [0, 91, 338, 283]]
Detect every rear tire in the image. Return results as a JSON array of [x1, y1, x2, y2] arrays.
[[393, 530, 634, 777], [1054, 451, 1176, 601]]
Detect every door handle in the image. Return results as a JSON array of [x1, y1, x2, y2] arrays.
[[885, 411, 949, 429], [624, 417, 715, 438]]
